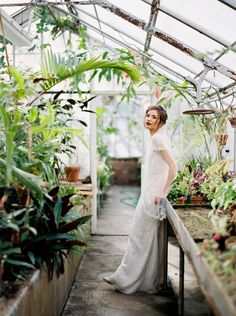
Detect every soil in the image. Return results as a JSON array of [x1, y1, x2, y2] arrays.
[[0, 270, 32, 300], [174, 206, 214, 240]]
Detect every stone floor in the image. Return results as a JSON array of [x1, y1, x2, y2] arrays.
[[62, 185, 212, 316]]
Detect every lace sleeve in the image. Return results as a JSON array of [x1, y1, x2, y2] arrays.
[[152, 135, 169, 151]]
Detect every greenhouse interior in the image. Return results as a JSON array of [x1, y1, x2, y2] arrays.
[[0, 1, 236, 315]]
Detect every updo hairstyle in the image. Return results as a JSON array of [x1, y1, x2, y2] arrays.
[[145, 105, 168, 126]]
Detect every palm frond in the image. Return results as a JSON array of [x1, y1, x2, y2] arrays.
[[36, 51, 142, 93]]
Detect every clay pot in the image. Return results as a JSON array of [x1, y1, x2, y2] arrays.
[[229, 117, 236, 128], [177, 197, 187, 204], [64, 166, 80, 182], [190, 195, 204, 205], [216, 133, 228, 145]]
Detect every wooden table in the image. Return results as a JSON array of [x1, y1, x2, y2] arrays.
[[59, 181, 93, 196]]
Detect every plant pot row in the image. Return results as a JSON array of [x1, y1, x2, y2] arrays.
[[177, 195, 204, 205]]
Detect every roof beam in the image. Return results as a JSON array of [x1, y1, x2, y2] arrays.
[[144, 0, 159, 53], [91, 0, 236, 81], [217, 0, 236, 10], [0, 1, 96, 7]]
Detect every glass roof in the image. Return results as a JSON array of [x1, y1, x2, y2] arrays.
[[1, 0, 236, 100]]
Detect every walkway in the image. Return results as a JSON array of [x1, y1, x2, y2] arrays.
[[62, 185, 212, 316]]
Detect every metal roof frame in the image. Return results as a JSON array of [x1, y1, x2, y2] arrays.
[[87, 0, 236, 81], [54, 4, 187, 82], [1, 0, 235, 102], [74, 5, 222, 88], [143, 0, 159, 53], [142, 0, 232, 47]]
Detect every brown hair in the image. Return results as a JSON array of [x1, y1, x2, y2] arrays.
[[145, 105, 168, 126]]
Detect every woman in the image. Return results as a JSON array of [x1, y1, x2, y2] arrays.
[[103, 105, 177, 294]]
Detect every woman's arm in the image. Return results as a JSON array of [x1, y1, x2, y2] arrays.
[[154, 149, 178, 204]]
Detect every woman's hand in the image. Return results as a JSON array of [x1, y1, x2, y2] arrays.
[[154, 191, 167, 204]]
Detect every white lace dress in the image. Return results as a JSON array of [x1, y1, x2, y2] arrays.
[[107, 127, 171, 294]]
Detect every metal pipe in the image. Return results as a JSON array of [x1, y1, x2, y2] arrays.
[[163, 218, 168, 290], [179, 246, 185, 316], [144, 0, 160, 53]]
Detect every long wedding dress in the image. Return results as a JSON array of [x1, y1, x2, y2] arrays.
[[106, 126, 171, 294]]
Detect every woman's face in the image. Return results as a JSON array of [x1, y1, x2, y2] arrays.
[[145, 109, 160, 133]]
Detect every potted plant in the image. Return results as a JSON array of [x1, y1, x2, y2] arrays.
[[215, 113, 229, 146], [64, 165, 81, 182], [168, 167, 190, 204], [188, 170, 208, 204]]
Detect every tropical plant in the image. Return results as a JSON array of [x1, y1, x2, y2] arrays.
[[168, 167, 190, 203], [0, 47, 141, 179], [199, 160, 231, 202], [31, 50, 141, 104], [0, 207, 36, 280], [211, 179, 236, 212], [0, 186, 91, 281]]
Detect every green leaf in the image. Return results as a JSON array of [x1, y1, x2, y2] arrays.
[[54, 197, 62, 227], [28, 252, 36, 265], [44, 233, 76, 241], [70, 246, 84, 255], [35, 51, 142, 97], [9, 67, 25, 90], [28, 108, 38, 123], [1, 248, 21, 255], [57, 215, 92, 233], [5, 258, 35, 269]]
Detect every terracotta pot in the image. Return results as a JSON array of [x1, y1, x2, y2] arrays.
[[64, 166, 80, 182], [229, 117, 236, 128], [190, 195, 204, 205], [177, 197, 187, 204], [216, 133, 228, 145]]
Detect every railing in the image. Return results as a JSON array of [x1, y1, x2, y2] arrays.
[[163, 201, 235, 316]]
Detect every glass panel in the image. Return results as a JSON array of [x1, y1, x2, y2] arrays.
[[205, 71, 234, 88], [155, 11, 224, 55], [108, 0, 151, 22], [150, 37, 203, 73], [163, 0, 236, 44], [2, 0, 26, 15], [217, 50, 236, 70], [95, 6, 147, 43]]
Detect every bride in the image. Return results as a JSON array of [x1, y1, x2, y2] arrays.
[[103, 105, 177, 294]]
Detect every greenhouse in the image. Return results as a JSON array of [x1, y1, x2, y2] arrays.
[[0, 1, 235, 315]]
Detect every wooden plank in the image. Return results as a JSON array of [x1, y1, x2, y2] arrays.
[[60, 181, 93, 191], [166, 201, 236, 316]]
